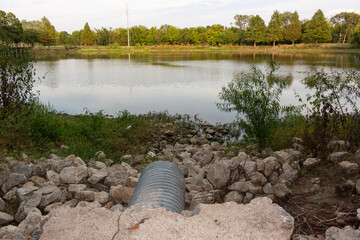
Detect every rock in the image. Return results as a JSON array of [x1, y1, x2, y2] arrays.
[[126, 177, 138, 188], [3, 232, 25, 239], [15, 192, 42, 222], [0, 164, 10, 186], [3, 188, 17, 201], [327, 152, 350, 162], [68, 184, 87, 194], [63, 199, 78, 208], [39, 188, 63, 208], [94, 161, 106, 169], [2, 173, 27, 193], [250, 172, 267, 186], [0, 225, 20, 238], [45, 170, 60, 185], [201, 179, 214, 192], [110, 185, 134, 204], [120, 154, 133, 163], [18, 211, 43, 237], [95, 151, 106, 159], [292, 234, 319, 240], [243, 192, 254, 204], [327, 140, 350, 152], [94, 192, 109, 204], [263, 183, 274, 194], [303, 158, 321, 168], [0, 212, 14, 225], [325, 225, 360, 240], [241, 161, 258, 176], [11, 162, 33, 179], [274, 183, 291, 199], [120, 162, 138, 177], [246, 181, 263, 194], [29, 176, 47, 187], [87, 168, 108, 185], [72, 157, 86, 167], [36, 184, 57, 195], [59, 166, 88, 184], [104, 169, 129, 187], [279, 170, 298, 182], [189, 192, 214, 210], [272, 151, 291, 164], [282, 162, 293, 173], [110, 204, 124, 212], [256, 158, 265, 172], [224, 191, 243, 203], [31, 229, 43, 240], [0, 198, 5, 212], [210, 142, 223, 151], [228, 181, 249, 192], [16, 186, 39, 202], [357, 208, 360, 221], [263, 157, 278, 177], [206, 163, 230, 189], [75, 191, 95, 202], [356, 179, 360, 195], [339, 161, 359, 175], [44, 202, 63, 213]]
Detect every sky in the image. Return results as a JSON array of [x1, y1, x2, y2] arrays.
[[0, 0, 359, 33]]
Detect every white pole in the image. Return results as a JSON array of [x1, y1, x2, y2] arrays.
[[126, 1, 130, 47]]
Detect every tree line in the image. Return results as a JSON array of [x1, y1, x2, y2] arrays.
[[1, 9, 360, 47]]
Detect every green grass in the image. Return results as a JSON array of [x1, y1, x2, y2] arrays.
[[0, 103, 192, 163]]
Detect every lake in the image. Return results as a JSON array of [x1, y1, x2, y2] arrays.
[[34, 51, 360, 124]]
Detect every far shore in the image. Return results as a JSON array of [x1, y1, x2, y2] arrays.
[[32, 43, 360, 54]]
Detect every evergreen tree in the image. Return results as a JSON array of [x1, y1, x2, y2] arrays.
[[303, 9, 331, 44], [267, 10, 283, 46], [284, 11, 302, 45], [81, 23, 95, 45], [245, 15, 267, 47]]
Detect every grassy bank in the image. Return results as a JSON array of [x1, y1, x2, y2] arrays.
[[33, 43, 360, 54]]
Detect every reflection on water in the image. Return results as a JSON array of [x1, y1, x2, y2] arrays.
[[34, 52, 360, 124]]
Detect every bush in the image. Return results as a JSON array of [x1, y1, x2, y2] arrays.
[[217, 62, 293, 148], [0, 45, 36, 114]]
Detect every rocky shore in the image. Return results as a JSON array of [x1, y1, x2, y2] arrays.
[[0, 136, 360, 239]]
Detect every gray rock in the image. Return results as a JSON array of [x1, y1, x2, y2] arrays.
[[303, 158, 321, 168], [59, 166, 88, 184], [0, 225, 20, 238], [31, 229, 43, 240], [327, 152, 350, 162], [95, 151, 106, 159], [110, 185, 134, 204], [339, 161, 359, 175], [210, 142, 223, 151], [279, 170, 298, 182], [0, 164, 10, 187], [3, 232, 25, 239], [241, 161, 257, 176], [243, 192, 254, 204], [272, 151, 292, 164], [256, 159, 265, 172], [190, 192, 213, 210], [327, 140, 350, 152], [94, 161, 107, 169], [282, 163, 293, 173], [356, 179, 360, 195], [11, 162, 33, 179], [201, 179, 214, 192], [263, 157, 278, 177], [325, 225, 360, 240], [274, 204, 294, 230], [18, 211, 43, 236], [224, 191, 243, 203], [193, 150, 214, 167], [263, 183, 274, 194], [63, 199, 78, 208], [0, 212, 14, 225], [39, 188, 62, 208], [357, 208, 360, 221], [75, 191, 95, 202], [29, 176, 47, 187], [1, 173, 27, 193], [16, 186, 39, 202], [44, 202, 62, 213], [250, 172, 267, 186], [68, 184, 87, 194], [206, 164, 230, 189], [228, 181, 249, 193], [104, 170, 129, 187], [110, 204, 124, 212], [246, 181, 263, 194], [0, 198, 5, 212], [15, 192, 42, 222], [126, 177, 139, 188], [94, 191, 109, 204], [45, 170, 60, 185], [87, 168, 108, 185], [72, 157, 86, 167], [274, 183, 291, 199], [292, 234, 319, 240]]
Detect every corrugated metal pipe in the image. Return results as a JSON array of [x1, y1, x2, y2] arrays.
[[128, 161, 185, 213]]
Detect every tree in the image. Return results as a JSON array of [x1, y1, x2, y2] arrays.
[[95, 28, 110, 46], [267, 10, 283, 46], [245, 15, 267, 47], [284, 11, 302, 45], [331, 12, 360, 43], [303, 9, 331, 44], [21, 20, 41, 44], [351, 22, 360, 47], [38, 17, 57, 46], [81, 23, 95, 46], [57, 31, 71, 45], [0, 11, 23, 43], [207, 25, 223, 46]]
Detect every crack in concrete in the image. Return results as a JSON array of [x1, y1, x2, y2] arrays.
[[111, 211, 124, 240]]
